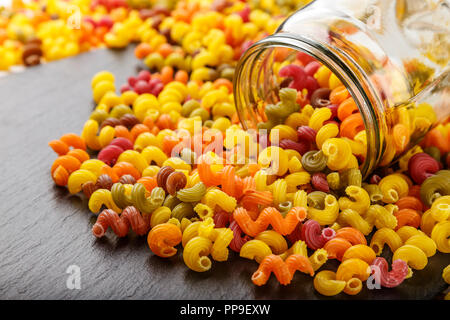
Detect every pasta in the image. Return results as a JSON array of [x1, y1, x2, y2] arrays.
[[147, 223, 182, 258]]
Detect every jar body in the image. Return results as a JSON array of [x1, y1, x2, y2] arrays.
[[234, 0, 450, 177]]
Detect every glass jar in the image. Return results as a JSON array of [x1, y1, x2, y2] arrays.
[[234, 0, 450, 177]]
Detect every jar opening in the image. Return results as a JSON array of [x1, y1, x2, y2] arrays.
[[234, 33, 386, 178]]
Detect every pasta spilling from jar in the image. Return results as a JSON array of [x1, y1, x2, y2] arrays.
[[39, 0, 450, 297]]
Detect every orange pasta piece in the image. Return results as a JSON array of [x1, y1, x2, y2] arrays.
[[100, 165, 120, 183], [285, 254, 315, 277], [51, 155, 81, 175], [337, 97, 358, 121], [396, 196, 423, 212], [394, 209, 421, 230], [113, 161, 141, 180], [115, 125, 133, 142], [130, 124, 151, 141], [137, 176, 157, 192], [60, 133, 86, 150], [335, 227, 367, 245], [330, 85, 350, 105], [233, 207, 306, 237], [52, 165, 69, 186], [393, 124, 410, 152], [252, 255, 292, 286], [147, 223, 182, 258], [323, 237, 352, 261], [340, 113, 364, 139], [66, 149, 90, 163], [48, 139, 69, 155]]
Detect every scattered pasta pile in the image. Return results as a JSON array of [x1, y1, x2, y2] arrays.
[[44, 0, 450, 297]]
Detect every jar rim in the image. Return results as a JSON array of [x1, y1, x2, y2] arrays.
[[234, 32, 386, 178]]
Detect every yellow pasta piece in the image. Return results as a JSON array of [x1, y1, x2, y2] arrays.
[[202, 188, 237, 212], [431, 221, 450, 253], [404, 234, 437, 257], [308, 194, 339, 225], [150, 206, 172, 228], [338, 186, 370, 215], [378, 174, 409, 203], [339, 209, 373, 235], [240, 240, 272, 263], [370, 228, 403, 255], [393, 244, 428, 271], [88, 189, 122, 214], [309, 249, 328, 271], [183, 236, 213, 272], [254, 230, 288, 255], [313, 270, 346, 296], [342, 245, 376, 264], [67, 169, 97, 194]]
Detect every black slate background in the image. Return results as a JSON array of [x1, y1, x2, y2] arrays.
[[0, 46, 448, 300]]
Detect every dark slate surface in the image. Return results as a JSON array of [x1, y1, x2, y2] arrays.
[[0, 46, 448, 300]]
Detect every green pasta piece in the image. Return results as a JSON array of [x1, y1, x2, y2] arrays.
[[163, 194, 182, 210], [327, 172, 341, 190], [278, 201, 293, 217], [131, 184, 165, 214], [307, 191, 327, 210], [341, 168, 362, 187], [177, 182, 207, 202], [420, 170, 450, 206], [171, 202, 195, 221], [362, 183, 383, 203], [90, 109, 109, 124], [111, 183, 133, 209], [301, 150, 328, 173], [109, 104, 133, 119], [257, 88, 299, 131], [181, 100, 201, 117], [423, 146, 441, 162]]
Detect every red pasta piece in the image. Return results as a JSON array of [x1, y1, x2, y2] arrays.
[[408, 152, 440, 184], [300, 219, 335, 250], [92, 206, 150, 238], [278, 64, 307, 92], [98, 144, 124, 166], [228, 220, 250, 253], [286, 224, 303, 244], [279, 139, 309, 155], [109, 137, 133, 150], [297, 126, 316, 144], [311, 172, 330, 192], [213, 210, 231, 228], [370, 257, 409, 288]]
